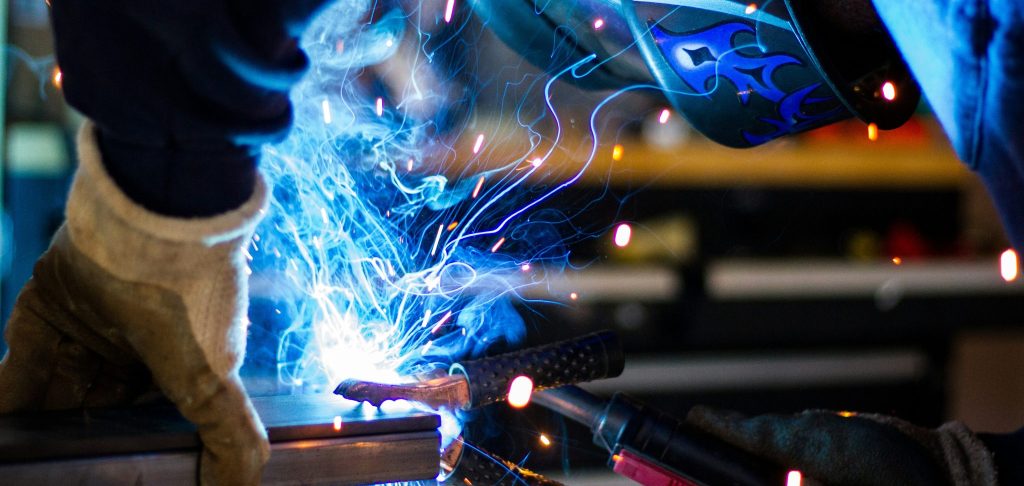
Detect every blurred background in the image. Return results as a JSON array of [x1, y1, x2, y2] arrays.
[[2, 2, 1022, 483]]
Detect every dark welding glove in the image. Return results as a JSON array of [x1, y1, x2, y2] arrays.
[[686, 407, 998, 485], [50, 0, 331, 216]]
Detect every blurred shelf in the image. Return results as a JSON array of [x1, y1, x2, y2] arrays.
[[451, 119, 970, 189]]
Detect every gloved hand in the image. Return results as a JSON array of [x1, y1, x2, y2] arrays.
[[0, 125, 270, 485], [686, 406, 998, 486], [49, 0, 331, 216], [1, 1, 332, 485]]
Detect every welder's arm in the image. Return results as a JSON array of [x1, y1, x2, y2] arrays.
[[0, 1, 329, 485], [686, 407, 998, 486], [872, 0, 1024, 249]]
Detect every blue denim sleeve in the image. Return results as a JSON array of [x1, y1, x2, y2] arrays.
[[873, 0, 1024, 249]]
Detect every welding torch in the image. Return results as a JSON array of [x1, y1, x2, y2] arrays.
[[335, 331, 797, 486]]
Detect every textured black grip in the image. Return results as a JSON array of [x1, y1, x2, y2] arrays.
[[444, 444, 563, 486], [457, 331, 624, 408]]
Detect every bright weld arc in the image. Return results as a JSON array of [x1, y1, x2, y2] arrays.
[[258, 8, 621, 452]]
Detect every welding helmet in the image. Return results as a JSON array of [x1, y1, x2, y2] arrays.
[[468, 0, 920, 148]]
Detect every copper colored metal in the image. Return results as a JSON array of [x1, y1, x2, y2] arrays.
[[334, 375, 471, 410]]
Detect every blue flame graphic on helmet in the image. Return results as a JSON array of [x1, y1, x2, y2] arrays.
[[652, 21, 843, 144]]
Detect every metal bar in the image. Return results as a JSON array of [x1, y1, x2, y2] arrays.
[[1, 430, 440, 485], [0, 394, 442, 484]]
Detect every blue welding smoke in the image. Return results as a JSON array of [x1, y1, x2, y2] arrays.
[[251, 0, 580, 407]]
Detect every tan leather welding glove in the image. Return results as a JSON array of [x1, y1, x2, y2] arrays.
[[687, 406, 997, 486], [0, 122, 270, 486]]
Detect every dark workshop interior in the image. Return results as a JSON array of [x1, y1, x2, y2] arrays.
[[1, 1, 1022, 485]]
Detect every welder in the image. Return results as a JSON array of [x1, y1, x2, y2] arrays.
[[0, 1, 1021, 486]]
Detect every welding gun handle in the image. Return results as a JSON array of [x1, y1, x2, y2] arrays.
[[443, 442, 564, 486], [604, 393, 791, 486], [454, 331, 624, 408]]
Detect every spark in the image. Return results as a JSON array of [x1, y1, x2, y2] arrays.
[[658, 108, 670, 124], [613, 223, 632, 248], [490, 237, 506, 253], [447, 221, 459, 231], [430, 311, 453, 334], [407, 158, 414, 171], [1001, 249, 1018, 282], [611, 144, 624, 161], [375, 97, 384, 116], [52, 67, 62, 89], [472, 176, 485, 198], [444, 0, 456, 23], [837, 411, 857, 418], [786, 471, 803, 486], [593, 18, 605, 30], [881, 81, 897, 101], [612, 454, 622, 463], [867, 122, 879, 141], [422, 341, 433, 354], [520, 263, 530, 272], [507, 375, 534, 408], [530, 157, 543, 168], [538, 434, 551, 447], [321, 99, 332, 124], [431, 224, 444, 256], [745, 3, 758, 14], [333, 416, 342, 431], [569, 292, 578, 300], [472, 133, 485, 154], [421, 309, 434, 329], [891, 257, 902, 265]]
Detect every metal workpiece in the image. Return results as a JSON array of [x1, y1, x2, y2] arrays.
[[336, 331, 625, 410], [0, 394, 442, 485]]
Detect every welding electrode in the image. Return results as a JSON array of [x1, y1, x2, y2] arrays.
[[533, 386, 793, 486], [335, 331, 625, 409]]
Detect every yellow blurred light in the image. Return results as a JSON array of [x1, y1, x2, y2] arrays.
[[612, 454, 622, 463], [891, 257, 902, 265], [837, 411, 856, 418], [507, 375, 534, 408], [1001, 249, 1018, 282], [787, 470, 803, 486], [569, 292, 579, 300], [611, 144, 624, 161], [539, 434, 552, 446], [867, 123, 879, 141], [52, 67, 62, 90]]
